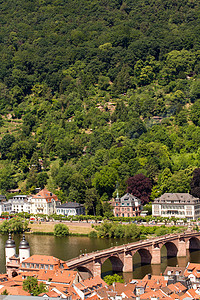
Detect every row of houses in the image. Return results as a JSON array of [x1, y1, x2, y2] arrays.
[[0, 188, 85, 216], [2, 189, 200, 220], [112, 192, 200, 220]]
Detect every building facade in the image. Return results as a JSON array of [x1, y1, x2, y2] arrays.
[[111, 193, 142, 217], [56, 202, 85, 216], [0, 201, 12, 215], [152, 193, 200, 220], [30, 188, 61, 215], [8, 195, 30, 214]]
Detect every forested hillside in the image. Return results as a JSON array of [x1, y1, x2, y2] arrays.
[[1, 0, 200, 215]]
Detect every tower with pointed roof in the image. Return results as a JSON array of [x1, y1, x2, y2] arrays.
[[19, 234, 30, 262], [5, 233, 16, 264]]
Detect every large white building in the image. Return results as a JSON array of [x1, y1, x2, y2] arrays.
[[0, 189, 61, 216], [8, 195, 31, 214], [152, 193, 200, 220], [30, 188, 61, 215]]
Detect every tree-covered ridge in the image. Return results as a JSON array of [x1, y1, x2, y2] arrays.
[[0, 0, 200, 95], [1, 0, 200, 216]]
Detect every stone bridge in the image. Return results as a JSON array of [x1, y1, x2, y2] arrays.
[[66, 231, 200, 277]]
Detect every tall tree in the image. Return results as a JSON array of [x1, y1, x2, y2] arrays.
[[23, 277, 46, 296], [127, 174, 152, 205], [190, 168, 200, 198]]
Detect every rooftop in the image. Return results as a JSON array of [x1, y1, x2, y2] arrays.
[[154, 193, 199, 204], [21, 255, 61, 265], [32, 188, 59, 202], [56, 202, 84, 208]]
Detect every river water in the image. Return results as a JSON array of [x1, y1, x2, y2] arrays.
[[1, 234, 200, 281]]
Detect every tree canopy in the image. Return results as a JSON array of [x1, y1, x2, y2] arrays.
[[0, 0, 200, 216]]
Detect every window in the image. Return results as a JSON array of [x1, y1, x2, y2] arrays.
[[40, 264, 44, 269]]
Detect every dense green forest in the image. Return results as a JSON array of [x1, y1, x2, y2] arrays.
[[1, 0, 200, 215]]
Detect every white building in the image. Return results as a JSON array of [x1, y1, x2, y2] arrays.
[[56, 202, 85, 216], [8, 195, 30, 213], [0, 201, 12, 215], [152, 193, 200, 220], [30, 188, 61, 215]]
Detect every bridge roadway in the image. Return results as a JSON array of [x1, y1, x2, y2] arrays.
[[66, 231, 200, 276]]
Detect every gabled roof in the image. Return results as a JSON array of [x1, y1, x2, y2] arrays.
[[32, 188, 59, 202], [184, 262, 200, 278], [155, 193, 199, 203], [0, 286, 30, 296], [120, 193, 141, 202], [75, 275, 106, 292], [163, 266, 185, 276], [51, 270, 77, 285], [21, 254, 60, 265]]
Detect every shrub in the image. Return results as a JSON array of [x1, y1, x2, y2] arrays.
[[104, 274, 124, 285], [89, 230, 97, 238], [54, 224, 69, 237]]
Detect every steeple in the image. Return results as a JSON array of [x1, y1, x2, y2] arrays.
[[19, 234, 30, 262], [19, 234, 30, 249], [5, 233, 16, 264], [5, 233, 16, 248]]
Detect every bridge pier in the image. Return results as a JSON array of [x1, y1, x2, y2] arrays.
[[93, 261, 101, 277], [151, 244, 161, 264], [177, 238, 186, 257], [123, 253, 133, 272]]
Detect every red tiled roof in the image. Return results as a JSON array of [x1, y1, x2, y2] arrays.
[[32, 188, 59, 202], [0, 286, 30, 296], [21, 254, 60, 265], [51, 270, 77, 285], [75, 275, 106, 292], [184, 262, 200, 278]]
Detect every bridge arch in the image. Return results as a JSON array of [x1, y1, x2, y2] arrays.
[[162, 241, 178, 257], [75, 266, 93, 279], [101, 255, 124, 273], [133, 248, 152, 265], [189, 237, 200, 251]]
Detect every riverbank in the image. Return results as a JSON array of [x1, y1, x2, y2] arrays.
[[29, 221, 93, 235]]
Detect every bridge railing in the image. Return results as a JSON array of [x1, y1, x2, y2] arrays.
[[66, 231, 200, 266]]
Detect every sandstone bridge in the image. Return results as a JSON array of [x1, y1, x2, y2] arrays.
[[66, 231, 200, 277]]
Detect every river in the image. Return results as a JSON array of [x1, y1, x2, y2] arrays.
[[1, 234, 200, 281]]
